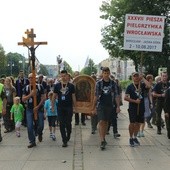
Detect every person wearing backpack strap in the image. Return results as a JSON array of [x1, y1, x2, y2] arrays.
[[92, 67, 120, 150], [153, 72, 170, 134], [22, 73, 45, 148]]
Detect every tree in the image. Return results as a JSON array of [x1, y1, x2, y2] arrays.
[[63, 61, 73, 75], [6, 52, 29, 77], [81, 58, 97, 75], [0, 44, 7, 76], [100, 0, 170, 76], [38, 64, 49, 76]]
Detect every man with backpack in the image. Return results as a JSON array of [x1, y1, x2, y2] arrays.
[[153, 72, 170, 134], [92, 67, 120, 150]]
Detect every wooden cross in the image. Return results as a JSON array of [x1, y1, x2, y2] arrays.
[[18, 28, 47, 120]]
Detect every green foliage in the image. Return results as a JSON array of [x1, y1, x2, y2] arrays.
[[120, 80, 132, 90], [0, 44, 6, 76], [100, 0, 170, 76], [63, 61, 73, 75], [6, 52, 29, 77], [0, 45, 55, 78], [39, 64, 49, 76], [81, 58, 97, 75]]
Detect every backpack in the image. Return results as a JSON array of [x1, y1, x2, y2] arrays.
[[25, 84, 41, 93]]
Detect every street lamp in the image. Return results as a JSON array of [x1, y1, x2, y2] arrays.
[[19, 60, 23, 70], [19, 58, 30, 75], [8, 62, 14, 75]]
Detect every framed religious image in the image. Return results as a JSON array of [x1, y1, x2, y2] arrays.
[[73, 75, 96, 114]]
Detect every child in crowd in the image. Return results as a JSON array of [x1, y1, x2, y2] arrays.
[[44, 91, 58, 141], [10, 97, 24, 137]]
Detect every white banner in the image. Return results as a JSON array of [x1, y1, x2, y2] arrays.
[[123, 14, 166, 52]]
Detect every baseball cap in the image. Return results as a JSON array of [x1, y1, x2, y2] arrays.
[[132, 72, 139, 76]]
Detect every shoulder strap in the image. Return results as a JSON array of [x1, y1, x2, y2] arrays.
[[37, 84, 41, 91], [98, 80, 103, 95], [110, 80, 115, 89], [25, 85, 29, 92], [168, 88, 170, 97], [99, 80, 103, 90]]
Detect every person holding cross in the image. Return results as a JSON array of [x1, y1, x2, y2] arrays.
[[124, 72, 150, 147], [22, 73, 45, 148]]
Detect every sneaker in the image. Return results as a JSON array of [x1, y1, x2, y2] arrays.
[[133, 138, 140, 146], [0, 134, 2, 142], [52, 135, 56, 141], [27, 143, 36, 148], [91, 130, 95, 134], [62, 142, 68, 147], [137, 132, 141, 137], [100, 141, 106, 150], [147, 123, 153, 128], [167, 131, 170, 139], [50, 133, 53, 138], [38, 134, 43, 142], [17, 132, 20, 137], [4, 129, 10, 133], [104, 138, 107, 145], [106, 131, 110, 135], [82, 122, 86, 126], [161, 122, 165, 129], [66, 135, 70, 142], [114, 133, 121, 138], [140, 131, 145, 137], [157, 130, 161, 135], [129, 138, 134, 147], [157, 128, 161, 135]]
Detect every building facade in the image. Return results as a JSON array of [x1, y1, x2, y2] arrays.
[[97, 57, 135, 80]]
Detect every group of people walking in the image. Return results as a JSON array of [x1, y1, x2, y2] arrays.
[[124, 71, 170, 147], [0, 68, 170, 151]]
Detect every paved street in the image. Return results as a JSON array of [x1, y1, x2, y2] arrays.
[[0, 100, 170, 170]]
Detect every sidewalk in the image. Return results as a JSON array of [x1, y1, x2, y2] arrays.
[[0, 100, 170, 170]]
